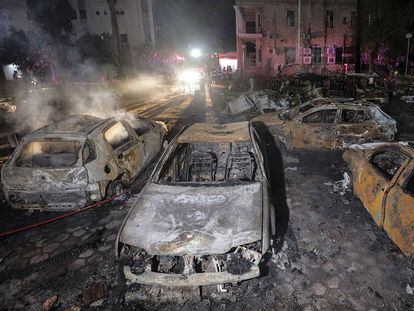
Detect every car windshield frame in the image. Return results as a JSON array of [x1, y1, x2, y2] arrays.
[[154, 141, 260, 186]]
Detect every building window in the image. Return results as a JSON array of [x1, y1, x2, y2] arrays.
[[79, 9, 87, 24], [71, 10, 77, 19], [246, 21, 256, 34], [312, 47, 322, 64], [342, 16, 347, 24], [96, 11, 100, 15], [285, 47, 296, 64], [141, 0, 149, 13], [246, 42, 257, 67], [326, 10, 334, 28], [335, 47, 343, 64], [104, 11, 107, 15], [287, 10, 295, 27], [79, 10, 87, 20], [120, 34, 128, 44], [257, 14, 261, 29], [351, 11, 357, 27]]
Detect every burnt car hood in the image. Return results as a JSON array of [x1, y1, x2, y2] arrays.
[[119, 182, 263, 256], [1, 165, 88, 192]]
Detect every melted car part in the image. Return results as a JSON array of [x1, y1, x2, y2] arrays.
[[157, 142, 257, 183]]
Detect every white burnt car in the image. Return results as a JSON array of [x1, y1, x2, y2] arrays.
[[1, 114, 167, 210], [116, 122, 276, 288]]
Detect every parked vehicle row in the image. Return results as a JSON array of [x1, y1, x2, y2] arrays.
[[252, 98, 396, 150], [0, 94, 411, 289]]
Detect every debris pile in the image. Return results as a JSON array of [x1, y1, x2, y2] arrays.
[[324, 172, 351, 196], [227, 89, 301, 115]]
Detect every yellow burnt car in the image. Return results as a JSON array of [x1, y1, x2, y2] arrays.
[[343, 142, 414, 261], [252, 99, 396, 150]]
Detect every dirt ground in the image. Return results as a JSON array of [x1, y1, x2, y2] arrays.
[[1, 85, 414, 310]]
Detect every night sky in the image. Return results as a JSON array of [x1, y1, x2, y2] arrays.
[[154, 0, 236, 53]]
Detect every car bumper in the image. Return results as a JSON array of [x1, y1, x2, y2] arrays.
[[4, 189, 88, 211], [123, 265, 260, 287]]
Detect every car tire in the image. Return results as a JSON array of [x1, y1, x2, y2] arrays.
[[106, 180, 127, 198]]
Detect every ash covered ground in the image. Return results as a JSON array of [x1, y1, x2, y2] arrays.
[[1, 85, 414, 310]]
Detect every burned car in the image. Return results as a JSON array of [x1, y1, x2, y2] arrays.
[[1, 114, 167, 210], [344, 73, 388, 105], [343, 142, 414, 262], [116, 122, 275, 288], [252, 100, 396, 150]]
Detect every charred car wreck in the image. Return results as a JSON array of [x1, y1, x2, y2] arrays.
[[252, 99, 396, 150], [1, 114, 167, 210], [344, 142, 414, 262], [116, 122, 275, 288]]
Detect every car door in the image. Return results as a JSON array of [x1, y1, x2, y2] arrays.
[[129, 119, 161, 165], [354, 148, 409, 226], [336, 108, 375, 147], [250, 126, 271, 251], [103, 121, 144, 180], [293, 108, 338, 149], [382, 160, 414, 257]]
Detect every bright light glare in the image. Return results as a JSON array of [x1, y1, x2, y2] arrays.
[[179, 69, 201, 83], [190, 48, 202, 58]]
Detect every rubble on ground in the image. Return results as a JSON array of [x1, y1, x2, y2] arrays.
[[227, 89, 301, 115]]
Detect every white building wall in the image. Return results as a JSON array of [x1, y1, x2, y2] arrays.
[[1, 0, 155, 49]]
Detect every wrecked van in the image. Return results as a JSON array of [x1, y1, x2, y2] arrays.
[[344, 142, 414, 262], [1, 114, 167, 210], [252, 100, 396, 150], [116, 122, 275, 288]]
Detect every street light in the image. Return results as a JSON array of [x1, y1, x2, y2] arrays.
[[190, 48, 202, 58], [405, 33, 412, 75]]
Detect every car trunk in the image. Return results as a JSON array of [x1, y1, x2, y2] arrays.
[[120, 182, 263, 256], [2, 166, 88, 192]]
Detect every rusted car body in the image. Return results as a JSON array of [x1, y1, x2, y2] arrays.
[[1, 114, 167, 210], [252, 99, 396, 150], [116, 122, 275, 288], [344, 73, 388, 105], [343, 142, 414, 261]]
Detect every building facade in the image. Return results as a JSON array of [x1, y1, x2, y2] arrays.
[[234, 0, 357, 78], [0, 0, 156, 62], [69, 0, 156, 48]]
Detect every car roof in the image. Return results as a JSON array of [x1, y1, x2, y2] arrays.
[[383, 142, 414, 158], [178, 122, 251, 143], [33, 114, 111, 135], [311, 100, 380, 110], [351, 142, 414, 158]]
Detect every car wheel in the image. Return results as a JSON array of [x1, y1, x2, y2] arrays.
[[107, 180, 127, 198]]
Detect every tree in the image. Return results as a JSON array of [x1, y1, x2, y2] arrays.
[[76, 33, 118, 66], [360, 0, 414, 72], [26, 0, 74, 39], [106, 0, 122, 76], [0, 28, 53, 76]]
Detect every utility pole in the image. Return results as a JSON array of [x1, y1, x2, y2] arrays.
[[355, 0, 362, 73], [406, 33, 412, 75]]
